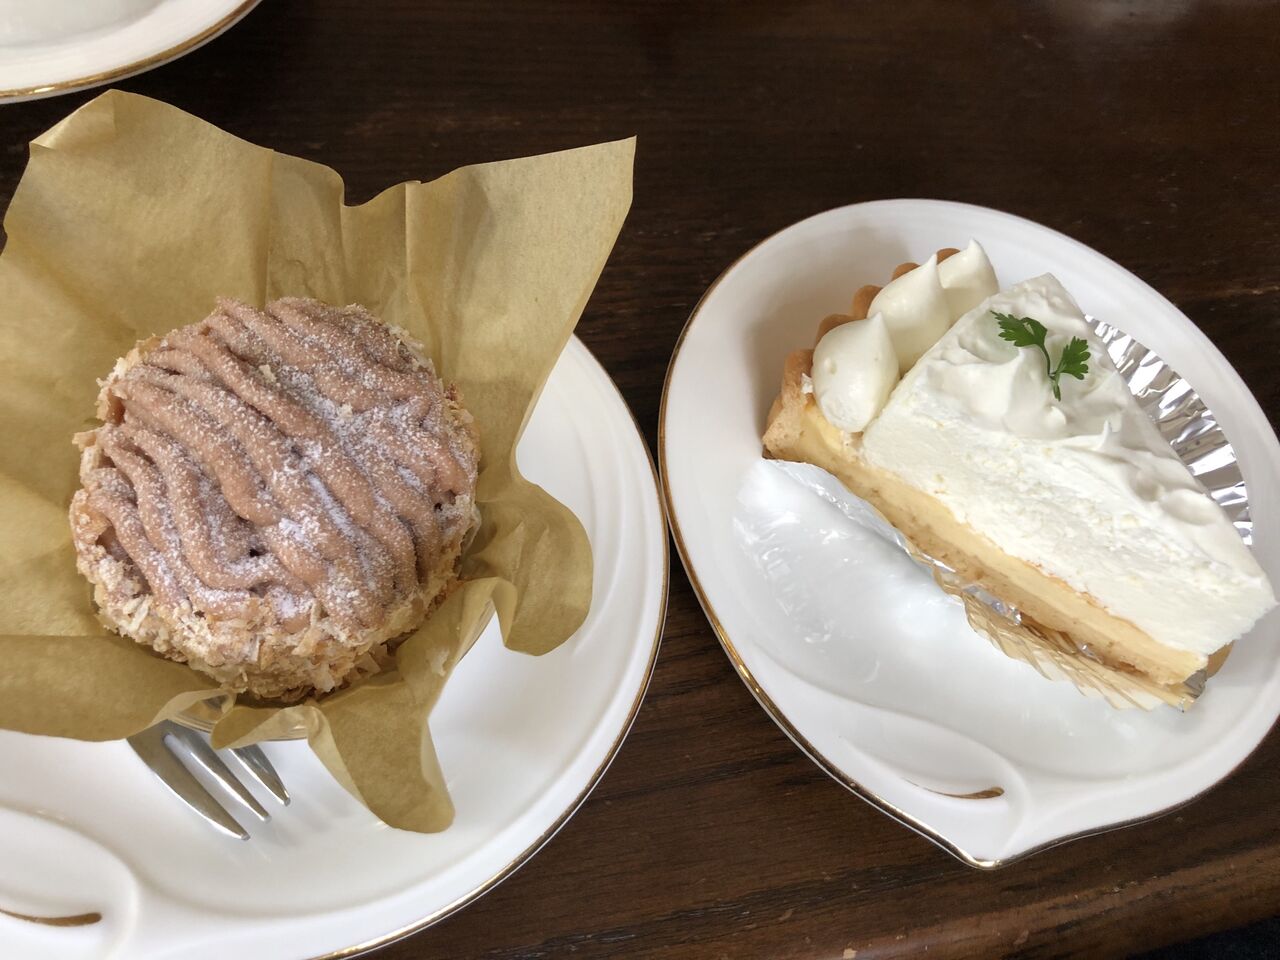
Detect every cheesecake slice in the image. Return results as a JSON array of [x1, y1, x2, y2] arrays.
[[764, 250, 1275, 693]]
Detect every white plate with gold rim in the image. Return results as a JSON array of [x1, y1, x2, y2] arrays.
[[660, 199, 1280, 867], [0, 336, 666, 959], [0, 0, 261, 103]]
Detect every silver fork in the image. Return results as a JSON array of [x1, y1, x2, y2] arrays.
[[127, 720, 290, 840]]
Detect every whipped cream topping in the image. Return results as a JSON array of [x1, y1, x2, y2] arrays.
[[812, 241, 998, 430], [861, 274, 1275, 656], [937, 239, 1000, 319], [811, 314, 897, 432]]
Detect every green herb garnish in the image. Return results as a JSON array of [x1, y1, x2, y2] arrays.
[[993, 311, 1090, 400]]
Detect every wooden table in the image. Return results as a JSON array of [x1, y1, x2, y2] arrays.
[[4, 2, 1279, 957]]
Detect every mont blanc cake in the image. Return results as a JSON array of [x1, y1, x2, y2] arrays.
[[70, 297, 480, 702], [764, 244, 1275, 695]]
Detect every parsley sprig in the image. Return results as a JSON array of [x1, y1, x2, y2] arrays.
[[993, 311, 1090, 400]]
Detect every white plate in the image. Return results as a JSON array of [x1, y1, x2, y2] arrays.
[[0, 336, 667, 959], [0, 0, 261, 103], [660, 199, 1280, 867]]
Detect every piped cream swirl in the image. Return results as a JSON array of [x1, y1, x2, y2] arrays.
[[812, 240, 999, 432]]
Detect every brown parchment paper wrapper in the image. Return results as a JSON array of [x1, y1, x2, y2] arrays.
[[0, 90, 633, 831]]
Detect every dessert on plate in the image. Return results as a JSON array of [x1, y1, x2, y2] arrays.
[[764, 243, 1275, 695], [70, 297, 480, 702]]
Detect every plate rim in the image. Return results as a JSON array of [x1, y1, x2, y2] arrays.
[[658, 197, 1274, 869], [0, 0, 263, 102]]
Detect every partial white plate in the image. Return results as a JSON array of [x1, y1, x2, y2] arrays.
[[0, 0, 261, 103], [0, 336, 667, 958], [660, 199, 1280, 867]]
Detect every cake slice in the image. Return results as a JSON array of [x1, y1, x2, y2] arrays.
[[764, 250, 1275, 692]]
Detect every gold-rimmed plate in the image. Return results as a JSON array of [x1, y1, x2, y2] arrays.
[[0, 336, 667, 958], [660, 199, 1280, 867], [0, 0, 262, 103]]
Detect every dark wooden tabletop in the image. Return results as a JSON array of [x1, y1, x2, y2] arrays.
[[4, 2, 1280, 958]]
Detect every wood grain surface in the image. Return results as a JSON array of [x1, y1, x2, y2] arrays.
[[3, 2, 1279, 958]]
